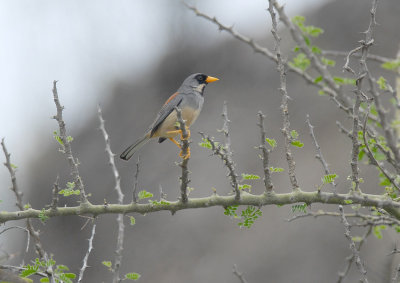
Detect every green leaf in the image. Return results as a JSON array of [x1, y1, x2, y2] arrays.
[[314, 76, 323, 84], [381, 60, 400, 70], [265, 138, 277, 149], [291, 203, 307, 213], [40, 278, 50, 283], [289, 53, 310, 71], [290, 130, 299, 139], [59, 188, 80, 197], [344, 200, 353, 204], [269, 167, 284, 172], [224, 205, 239, 217], [311, 45, 321, 54], [198, 138, 212, 149], [352, 236, 363, 242], [241, 173, 260, 180], [62, 273, 76, 279], [20, 264, 39, 277], [130, 216, 136, 226], [377, 76, 387, 90], [293, 46, 300, 52], [66, 136, 74, 143], [10, 163, 18, 169], [321, 57, 336, 67], [53, 131, 64, 146], [373, 225, 387, 239], [149, 200, 171, 206], [291, 140, 304, 148], [125, 272, 141, 280], [39, 208, 49, 223], [138, 190, 153, 200], [238, 184, 252, 191], [322, 174, 338, 184], [333, 76, 356, 85], [238, 206, 262, 229], [102, 261, 112, 268]]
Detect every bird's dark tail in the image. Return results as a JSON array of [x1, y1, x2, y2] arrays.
[[120, 135, 149, 161]]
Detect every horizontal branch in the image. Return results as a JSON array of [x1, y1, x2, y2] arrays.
[[1, 190, 400, 223]]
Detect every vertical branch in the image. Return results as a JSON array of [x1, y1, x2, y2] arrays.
[[175, 107, 190, 203], [345, 0, 378, 193], [306, 115, 336, 191], [1, 139, 49, 265], [52, 81, 88, 203], [97, 106, 125, 283], [50, 176, 60, 211], [132, 156, 140, 204], [221, 101, 232, 157], [77, 223, 96, 283], [257, 111, 273, 192], [339, 206, 369, 283], [268, 0, 299, 190]]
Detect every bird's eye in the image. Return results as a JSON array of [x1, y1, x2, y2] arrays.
[[197, 75, 205, 83]]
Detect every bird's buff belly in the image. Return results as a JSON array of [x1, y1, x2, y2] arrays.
[[152, 108, 200, 138]]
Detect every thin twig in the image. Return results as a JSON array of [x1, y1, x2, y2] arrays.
[[232, 264, 248, 283], [268, 0, 299, 190], [200, 133, 240, 200], [52, 81, 88, 203], [339, 205, 369, 283], [77, 223, 96, 283], [306, 115, 336, 191], [176, 107, 190, 203], [97, 105, 125, 283], [257, 111, 273, 192], [337, 226, 372, 283], [132, 156, 140, 203], [50, 176, 60, 211]]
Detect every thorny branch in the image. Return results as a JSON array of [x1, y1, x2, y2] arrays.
[[257, 111, 273, 192], [339, 206, 369, 283], [200, 132, 240, 200], [97, 106, 125, 283], [176, 107, 190, 203], [268, 0, 299, 190], [132, 156, 141, 203], [52, 81, 88, 203], [306, 115, 336, 191], [77, 223, 96, 283]]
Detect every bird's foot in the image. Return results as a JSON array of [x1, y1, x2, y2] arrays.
[[179, 147, 191, 160]]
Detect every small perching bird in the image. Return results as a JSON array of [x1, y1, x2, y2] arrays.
[[120, 73, 219, 161]]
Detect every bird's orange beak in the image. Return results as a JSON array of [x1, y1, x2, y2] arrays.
[[205, 76, 219, 83]]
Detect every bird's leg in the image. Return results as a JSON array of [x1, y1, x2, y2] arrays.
[[166, 127, 191, 140], [168, 138, 181, 149], [179, 147, 190, 160]]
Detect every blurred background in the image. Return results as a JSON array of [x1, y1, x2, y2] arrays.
[[1, 0, 400, 282]]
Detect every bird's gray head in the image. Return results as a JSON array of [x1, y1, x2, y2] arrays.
[[178, 73, 219, 95]]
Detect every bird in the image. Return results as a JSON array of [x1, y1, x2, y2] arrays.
[[120, 73, 219, 161]]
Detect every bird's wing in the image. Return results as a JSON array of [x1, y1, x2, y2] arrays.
[[149, 92, 183, 137]]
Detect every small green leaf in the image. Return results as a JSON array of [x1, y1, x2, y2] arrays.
[[102, 261, 112, 268], [20, 264, 39, 277], [291, 140, 304, 148], [198, 138, 212, 149], [241, 173, 260, 180], [311, 45, 321, 54], [344, 200, 353, 204], [352, 236, 363, 242], [238, 184, 252, 191], [265, 138, 277, 149], [130, 216, 136, 226], [269, 167, 284, 172], [39, 208, 49, 223], [224, 205, 239, 217], [40, 278, 50, 283], [321, 57, 336, 67], [293, 46, 300, 52], [53, 131, 64, 146], [291, 203, 307, 213], [314, 76, 323, 84], [290, 130, 299, 139], [377, 76, 387, 90], [322, 174, 338, 184], [373, 225, 387, 239], [138, 190, 153, 200], [381, 60, 400, 70], [289, 53, 310, 71], [125, 272, 141, 280], [333, 76, 356, 85]]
